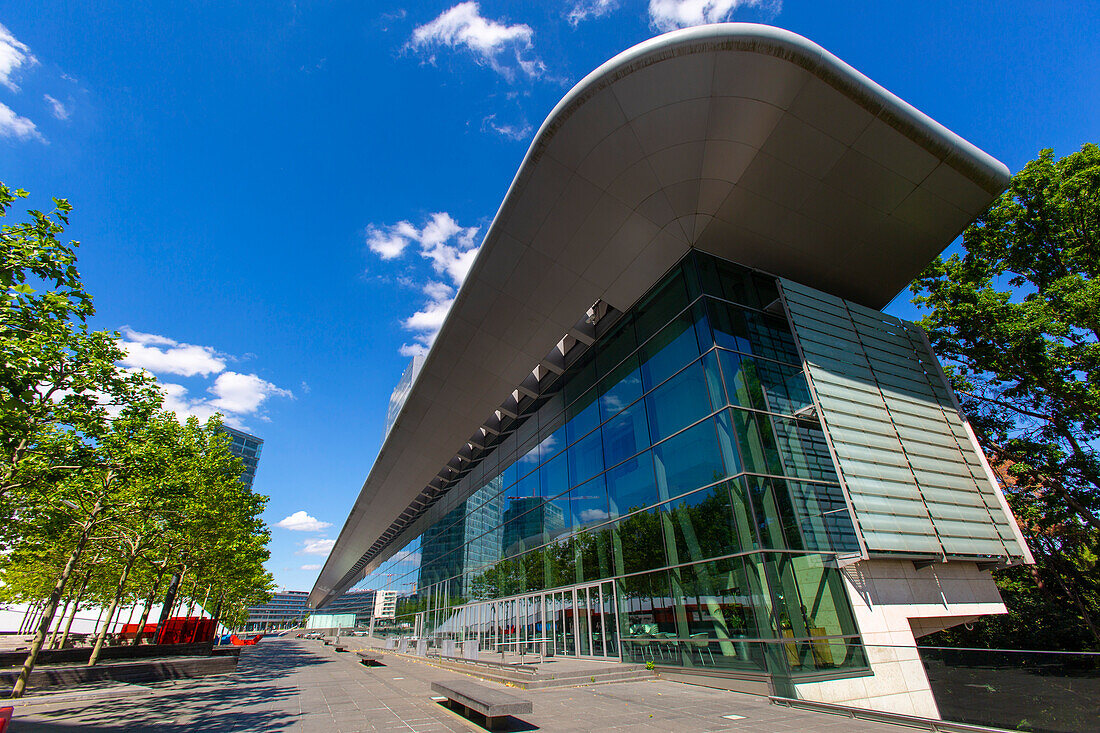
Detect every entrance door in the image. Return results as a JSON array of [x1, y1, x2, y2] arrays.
[[566, 582, 619, 660]]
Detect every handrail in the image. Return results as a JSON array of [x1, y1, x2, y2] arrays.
[[492, 637, 553, 664]]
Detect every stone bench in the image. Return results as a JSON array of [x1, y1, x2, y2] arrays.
[[356, 650, 382, 666], [431, 679, 532, 731]]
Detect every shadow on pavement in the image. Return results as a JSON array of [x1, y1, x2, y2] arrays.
[[10, 638, 329, 732]]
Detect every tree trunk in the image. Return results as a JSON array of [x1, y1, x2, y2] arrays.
[[48, 596, 73, 649], [88, 555, 138, 666], [57, 560, 97, 649], [188, 587, 211, 644], [131, 569, 165, 645], [153, 570, 183, 644], [57, 589, 85, 650], [11, 522, 92, 698], [17, 602, 37, 634], [209, 593, 224, 644]]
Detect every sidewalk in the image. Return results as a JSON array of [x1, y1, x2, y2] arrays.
[[9, 637, 907, 732]]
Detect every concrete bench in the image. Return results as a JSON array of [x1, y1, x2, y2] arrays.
[[356, 650, 382, 666], [431, 679, 532, 731]]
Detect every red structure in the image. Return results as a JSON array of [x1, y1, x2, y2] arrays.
[[229, 633, 264, 646], [120, 617, 215, 645]]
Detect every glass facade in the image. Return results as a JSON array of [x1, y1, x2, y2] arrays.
[[354, 251, 867, 679], [222, 425, 263, 490]]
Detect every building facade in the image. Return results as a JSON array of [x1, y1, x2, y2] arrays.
[[221, 425, 264, 490], [244, 591, 308, 631], [310, 24, 1030, 718]]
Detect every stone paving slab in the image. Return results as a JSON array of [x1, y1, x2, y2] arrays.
[[9, 637, 907, 732]]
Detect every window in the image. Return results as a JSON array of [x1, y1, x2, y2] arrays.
[[606, 451, 657, 517], [645, 360, 713, 443], [652, 418, 726, 501]]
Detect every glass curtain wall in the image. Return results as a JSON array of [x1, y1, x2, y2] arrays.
[[355, 250, 868, 679]]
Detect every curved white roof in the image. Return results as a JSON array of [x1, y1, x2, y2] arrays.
[[309, 23, 1010, 608]]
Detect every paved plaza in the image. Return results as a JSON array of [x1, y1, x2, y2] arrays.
[[8, 638, 910, 732]]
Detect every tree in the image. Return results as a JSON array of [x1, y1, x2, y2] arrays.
[[0, 184, 152, 510], [910, 143, 1100, 650]]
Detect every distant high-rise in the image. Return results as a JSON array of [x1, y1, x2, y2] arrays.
[[385, 355, 424, 437], [221, 425, 263, 490]]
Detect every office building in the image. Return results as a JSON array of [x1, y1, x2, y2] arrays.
[[309, 24, 1030, 717], [222, 425, 264, 490], [244, 591, 308, 631]]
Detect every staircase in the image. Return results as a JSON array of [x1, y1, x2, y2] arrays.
[[389, 652, 654, 689]]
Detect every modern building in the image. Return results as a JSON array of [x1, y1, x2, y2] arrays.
[[321, 588, 399, 627], [244, 589, 399, 631], [244, 590, 309, 631], [222, 425, 264, 490], [309, 24, 1031, 718]]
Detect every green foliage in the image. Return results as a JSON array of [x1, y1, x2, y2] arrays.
[[0, 181, 275, 692], [911, 144, 1100, 650], [0, 182, 155, 512]]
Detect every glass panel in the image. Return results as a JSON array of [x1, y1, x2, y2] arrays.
[[563, 354, 596, 406], [599, 354, 642, 422], [763, 552, 861, 643], [772, 417, 839, 482], [569, 474, 610, 530], [596, 316, 637, 380], [661, 483, 741, 566], [743, 475, 790, 550], [719, 350, 767, 411], [755, 360, 813, 415], [576, 588, 591, 656], [639, 311, 701, 392], [602, 581, 618, 658], [562, 591, 577, 656], [728, 408, 783, 476], [744, 311, 800, 365], [613, 506, 664, 576], [602, 403, 649, 468], [567, 426, 604, 485], [539, 420, 566, 463], [565, 387, 600, 446], [644, 360, 712, 443], [652, 418, 726, 502], [617, 571, 678, 664], [701, 349, 725, 410], [633, 265, 690, 344], [745, 476, 859, 554], [707, 299, 753, 354], [606, 451, 657, 518], [540, 451, 569, 499]]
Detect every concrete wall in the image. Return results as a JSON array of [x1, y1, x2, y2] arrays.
[[792, 558, 1005, 718]]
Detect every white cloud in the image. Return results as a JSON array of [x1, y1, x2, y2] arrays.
[[482, 114, 532, 141], [579, 508, 610, 523], [119, 327, 227, 377], [366, 220, 418, 259], [647, 0, 778, 31], [0, 23, 36, 92], [301, 538, 336, 555], [43, 94, 69, 120], [410, 2, 544, 80], [210, 371, 293, 415], [365, 212, 482, 356], [127, 328, 293, 429], [276, 511, 333, 532], [301, 564, 322, 571], [0, 101, 43, 143], [567, 0, 619, 25]]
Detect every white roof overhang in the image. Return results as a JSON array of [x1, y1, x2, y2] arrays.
[[309, 23, 1010, 608]]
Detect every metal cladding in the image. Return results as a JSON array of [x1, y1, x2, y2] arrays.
[[309, 23, 1011, 609]]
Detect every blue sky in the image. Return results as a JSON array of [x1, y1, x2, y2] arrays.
[[1, 1, 1097, 592]]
